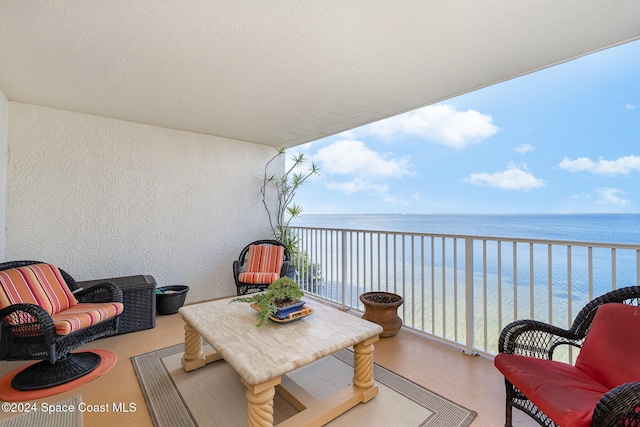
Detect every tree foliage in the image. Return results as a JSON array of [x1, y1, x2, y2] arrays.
[[261, 147, 319, 249]]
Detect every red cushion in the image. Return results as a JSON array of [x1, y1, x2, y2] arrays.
[[237, 272, 280, 285], [245, 245, 284, 274], [495, 354, 608, 427], [575, 303, 640, 390]]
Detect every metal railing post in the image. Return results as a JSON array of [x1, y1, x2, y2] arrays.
[[464, 238, 478, 356], [341, 230, 348, 311]]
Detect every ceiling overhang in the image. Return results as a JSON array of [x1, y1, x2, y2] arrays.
[[1, 1, 639, 148]]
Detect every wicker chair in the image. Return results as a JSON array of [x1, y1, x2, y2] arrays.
[[495, 286, 640, 427], [0, 260, 123, 390], [233, 240, 291, 295]]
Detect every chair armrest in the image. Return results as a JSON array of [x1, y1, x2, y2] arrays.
[[233, 260, 242, 287], [592, 382, 640, 426], [233, 260, 242, 276], [498, 319, 583, 359], [280, 260, 290, 277], [0, 303, 57, 344], [75, 281, 123, 304]]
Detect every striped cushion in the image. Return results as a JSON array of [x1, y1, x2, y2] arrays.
[[245, 245, 285, 274], [18, 264, 78, 314], [51, 302, 124, 336], [0, 267, 52, 313], [0, 264, 123, 336], [237, 272, 281, 285]]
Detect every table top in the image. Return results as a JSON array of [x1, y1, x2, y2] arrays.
[[179, 296, 383, 385]]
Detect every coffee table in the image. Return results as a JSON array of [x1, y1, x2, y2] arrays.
[[179, 296, 383, 427]]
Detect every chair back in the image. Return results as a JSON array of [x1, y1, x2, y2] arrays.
[[0, 263, 77, 315], [245, 245, 285, 274], [575, 303, 640, 390]]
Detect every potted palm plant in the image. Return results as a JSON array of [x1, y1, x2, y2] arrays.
[[261, 147, 319, 279]]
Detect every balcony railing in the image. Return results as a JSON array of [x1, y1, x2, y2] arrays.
[[290, 226, 640, 360]]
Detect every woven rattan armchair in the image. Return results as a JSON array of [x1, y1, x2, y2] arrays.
[[233, 240, 291, 295], [0, 260, 123, 390], [495, 285, 640, 427]]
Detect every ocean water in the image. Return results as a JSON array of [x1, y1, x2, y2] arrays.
[[290, 214, 640, 354], [292, 213, 640, 244]]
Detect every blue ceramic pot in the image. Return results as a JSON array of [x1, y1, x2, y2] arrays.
[[274, 300, 306, 319]]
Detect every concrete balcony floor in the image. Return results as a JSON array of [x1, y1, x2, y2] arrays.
[[0, 301, 540, 427]]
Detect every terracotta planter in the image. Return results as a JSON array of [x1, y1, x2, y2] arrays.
[[359, 292, 404, 337]]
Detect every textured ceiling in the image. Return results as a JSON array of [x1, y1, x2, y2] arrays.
[[1, 1, 640, 148]]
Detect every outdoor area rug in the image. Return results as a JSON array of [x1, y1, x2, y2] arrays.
[[0, 395, 83, 427], [132, 343, 476, 427]]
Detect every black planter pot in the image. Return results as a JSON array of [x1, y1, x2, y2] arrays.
[[156, 285, 189, 315], [285, 266, 298, 280]]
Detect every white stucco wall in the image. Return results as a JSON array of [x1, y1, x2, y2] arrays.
[[0, 90, 7, 261], [6, 102, 276, 302]]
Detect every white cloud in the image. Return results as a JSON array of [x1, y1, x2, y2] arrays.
[[464, 164, 545, 191], [314, 140, 412, 178], [625, 104, 636, 110], [571, 192, 591, 200], [348, 104, 499, 148], [559, 155, 640, 176], [313, 140, 414, 204], [514, 143, 534, 154], [596, 187, 630, 206], [558, 157, 594, 172], [326, 179, 388, 196], [313, 139, 415, 204]]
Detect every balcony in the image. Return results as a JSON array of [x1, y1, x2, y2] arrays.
[[0, 300, 541, 427], [1, 227, 637, 426]]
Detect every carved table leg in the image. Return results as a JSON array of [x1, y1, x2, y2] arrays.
[[181, 321, 206, 371], [242, 377, 281, 427], [180, 318, 226, 372], [353, 336, 379, 402]]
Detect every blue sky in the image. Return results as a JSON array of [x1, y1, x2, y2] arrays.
[[290, 39, 640, 215]]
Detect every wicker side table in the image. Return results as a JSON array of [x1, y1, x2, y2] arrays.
[[77, 274, 157, 335]]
